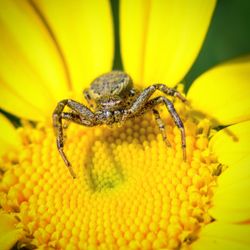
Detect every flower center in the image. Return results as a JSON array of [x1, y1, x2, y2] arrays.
[[0, 102, 221, 249]]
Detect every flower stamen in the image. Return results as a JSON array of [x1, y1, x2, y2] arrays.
[[0, 101, 222, 249]]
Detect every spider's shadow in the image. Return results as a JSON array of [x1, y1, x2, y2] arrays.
[[82, 128, 125, 192], [80, 112, 172, 191]]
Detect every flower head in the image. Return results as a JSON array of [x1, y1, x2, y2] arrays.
[[0, 0, 250, 250]]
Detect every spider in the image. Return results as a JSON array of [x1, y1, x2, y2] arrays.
[[53, 71, 187, 178]]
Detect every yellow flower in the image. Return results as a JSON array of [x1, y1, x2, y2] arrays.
[[0, 0, 250, 250]]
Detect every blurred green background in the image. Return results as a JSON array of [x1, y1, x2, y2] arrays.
[[185, 0, 250, 88], [111, 0, 250, 90]]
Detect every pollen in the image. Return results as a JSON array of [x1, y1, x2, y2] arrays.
[[0, 103, 220, 249]]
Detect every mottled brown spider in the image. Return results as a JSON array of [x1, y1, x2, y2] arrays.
[[53, 71, 187, 178]]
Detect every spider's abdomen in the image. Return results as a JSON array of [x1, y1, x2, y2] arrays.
[[86, 71, 133, 101]]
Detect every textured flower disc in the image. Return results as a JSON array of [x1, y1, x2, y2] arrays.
[[0, 100, 221, 250]]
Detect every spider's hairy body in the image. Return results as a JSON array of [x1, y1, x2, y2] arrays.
[[53, 71, 187, 178], [84, 71, 137, 118], [86, 71, 133, 101]]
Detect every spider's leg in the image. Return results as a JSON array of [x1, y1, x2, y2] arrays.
[[152, 109, 171, 147], [53, 100, 76, 178], [62, 112, 96, 127], [134, 96, 186, 160], [126, 84, 186, 116], [147, 96, 186, 160], [154, 83, 187, 103], [164, 97, 186, 160], [53, 99, 95, 178], [65, 99, 95, 122]]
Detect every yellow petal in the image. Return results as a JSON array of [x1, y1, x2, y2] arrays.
[[0, 113, 21, 156], [211, 184, 250, 223], [208, 121, 250, 222], [35, 0, 114, 94], [209, 120, 250, 166], [187, 55, 250, 125], [120, 0, 216, 88], [215, 157, 250, 191], [192, 222, 250, 250], [0, 213, 24, 250], [0, 0, 70, 121]]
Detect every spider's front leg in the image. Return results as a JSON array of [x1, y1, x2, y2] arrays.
[[147, 96, 186, 160], [53, 99, 95, 178], [124, 84, 186, 160], [152, 109, 171, 147], [126, 83, 186, 116]]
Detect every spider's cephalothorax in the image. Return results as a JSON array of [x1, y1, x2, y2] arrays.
[[83, 71, 137, 123], [53, 71, 187, 178]]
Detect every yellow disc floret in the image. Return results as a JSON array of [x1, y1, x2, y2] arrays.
[[0, 102, 220, 250]]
